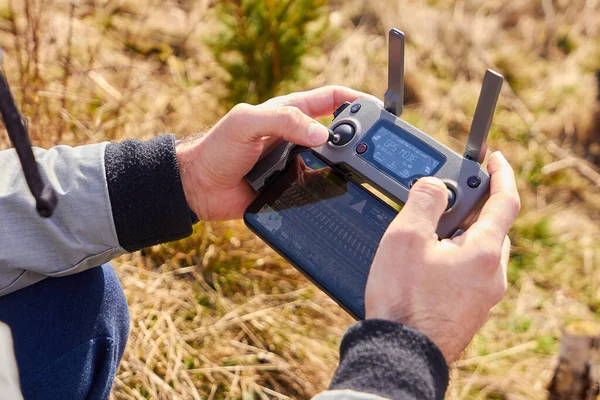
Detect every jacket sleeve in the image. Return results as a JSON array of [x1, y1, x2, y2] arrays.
[[0, 322, 23, 400], [313, 320, 449, 400], [0, 134, 194, 296]]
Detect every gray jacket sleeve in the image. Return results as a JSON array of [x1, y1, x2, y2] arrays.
[[313, 390, 388, 400], [0, 134, 194, 296], [0, 322, 23, 400]]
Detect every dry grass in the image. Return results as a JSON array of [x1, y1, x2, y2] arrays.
[[1, 0, 600, 399]]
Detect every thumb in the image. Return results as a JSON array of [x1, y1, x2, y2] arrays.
[[390, 177, 448, 239], [222, 104, 329, 147]]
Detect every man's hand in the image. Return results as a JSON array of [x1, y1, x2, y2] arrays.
[[365, 152, 520, 363], [176, 86, 381, 221]]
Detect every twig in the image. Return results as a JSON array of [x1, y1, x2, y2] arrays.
[[7, 0, 24, 105], [183, 300, 309, 340], [510, 94, 600, 186], [455, 341, 537, 367], [58, 1, 76, 140], [188, 364, 290, 373], [254, 384, 293, 400], [542, 158, 578, 175]]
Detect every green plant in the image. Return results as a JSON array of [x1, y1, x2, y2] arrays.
[[209, 0, 327, 106]]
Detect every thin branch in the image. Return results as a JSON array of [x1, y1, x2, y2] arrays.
[[58, 1, 76, 140], [455, 22, 600, 187]]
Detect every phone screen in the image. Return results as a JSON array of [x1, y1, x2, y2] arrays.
[[244, 150, 397, 319]]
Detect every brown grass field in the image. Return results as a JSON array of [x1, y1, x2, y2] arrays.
[[1, 0, 600, 398]]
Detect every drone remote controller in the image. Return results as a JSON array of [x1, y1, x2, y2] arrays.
[[246, 28, 503, 238]]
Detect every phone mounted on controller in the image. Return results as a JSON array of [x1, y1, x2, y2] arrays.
[[246, 28, 503, 238]]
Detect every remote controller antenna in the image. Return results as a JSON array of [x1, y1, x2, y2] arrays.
[[464, 69, 503, 163], [384, 28, 405, 117]]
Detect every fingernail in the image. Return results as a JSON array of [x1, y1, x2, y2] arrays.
[[492, 151, 505, 161], [308, 123, 328, 146], [416, 176, 445, 189]]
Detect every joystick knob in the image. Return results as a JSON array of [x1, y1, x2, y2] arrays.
[[446, 187, 456, 210], [410, 178, 456, 211], [330, 124, 355, 146]]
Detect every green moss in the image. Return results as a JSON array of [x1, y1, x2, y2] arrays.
[[534, 335, 557, 354], [494, 55, 529, 94], [428, 58, 450, 81], [140, 388, 150, 398], [519, 217, 553, 244], [557, 34, 576, 55], [511, 318, 532, 334], [508, 216, 556, 284], [88, 95, 103, 115], [197, 295, 211, 308], [124, 39, 173, 62], [514, 128, 530, 144], [522, 152, 546, 188]]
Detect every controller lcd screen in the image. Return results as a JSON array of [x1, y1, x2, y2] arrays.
[[244, 150, 397, 319], [359, 120, 446, 187]]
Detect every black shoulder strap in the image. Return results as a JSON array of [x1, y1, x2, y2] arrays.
[[0, 68, 57, 217]]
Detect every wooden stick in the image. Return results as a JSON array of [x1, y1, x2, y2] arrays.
[[547, 329, 600, 399]]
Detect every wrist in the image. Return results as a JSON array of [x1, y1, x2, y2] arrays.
[[366, 308, 459, 364], [176, 138, 206, 221]]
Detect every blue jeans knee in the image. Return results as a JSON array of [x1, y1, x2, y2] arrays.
[[0, 263, 130, 400]]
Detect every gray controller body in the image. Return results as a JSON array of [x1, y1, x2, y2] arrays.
[[245, 99, 490, 238]]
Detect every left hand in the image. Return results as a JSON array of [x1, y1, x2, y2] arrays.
[[176, 86, 382, 221]]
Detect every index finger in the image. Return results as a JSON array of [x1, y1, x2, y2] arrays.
[[261, 85, 383, 118], [462, 151, 521, 247]]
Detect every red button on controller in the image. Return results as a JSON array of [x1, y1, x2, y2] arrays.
[[356, 143, 368, 154]]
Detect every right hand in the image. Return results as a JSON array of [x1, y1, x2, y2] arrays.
[[176, 86, 381, 221], [365, 151, 520, 363]]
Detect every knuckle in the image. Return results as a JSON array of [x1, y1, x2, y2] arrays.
[[477, 247, 502, 268], [386, 224, 426, 246], [325, 85, 348, 100], [230, 103, 254, 118], [277, 106, 304, 130], [323, 84, 341, 92]]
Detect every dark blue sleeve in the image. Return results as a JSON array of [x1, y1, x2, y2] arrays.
[[104, 134, 194, 251]]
